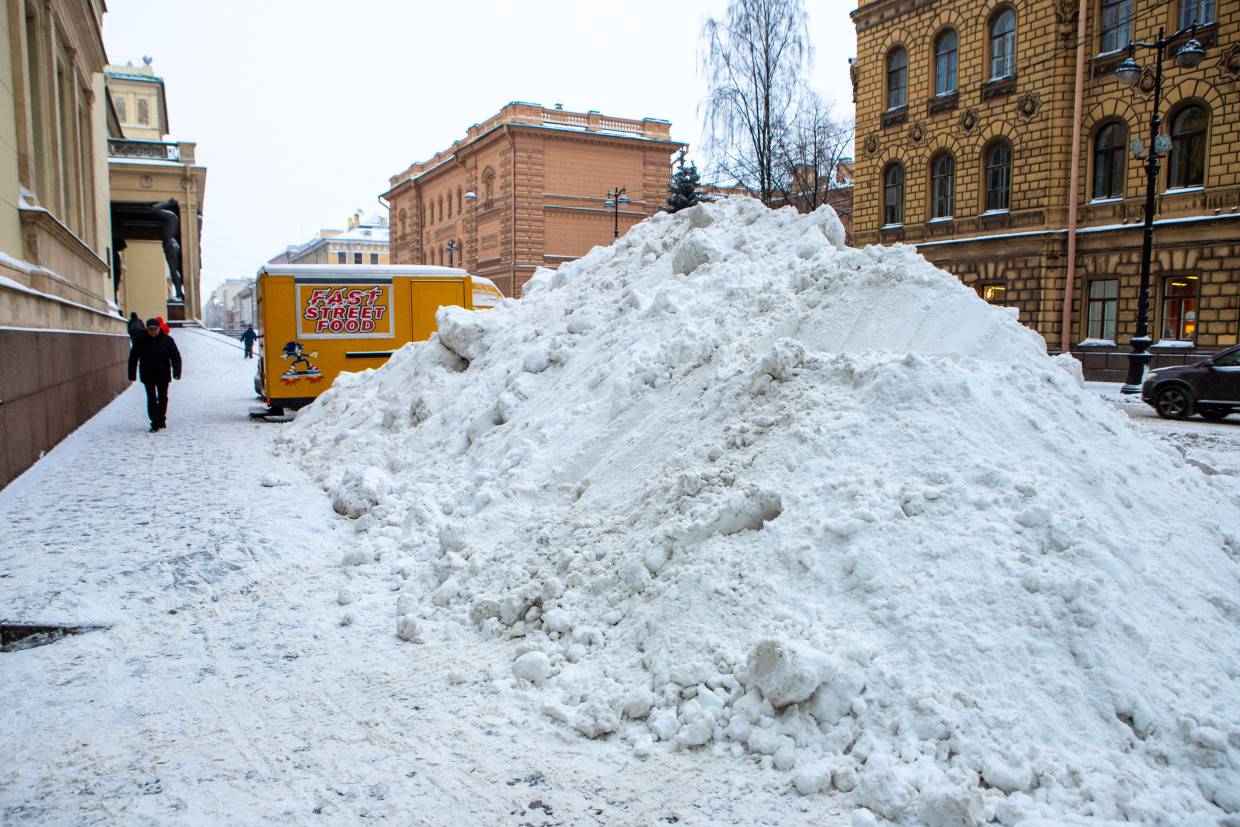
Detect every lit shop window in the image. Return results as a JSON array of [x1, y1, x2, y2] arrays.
[[979, 283, 1008, 304], [1161, 276, 1199, 341]]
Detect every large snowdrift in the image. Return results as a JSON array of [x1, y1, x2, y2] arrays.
[[281, 198, 1240, 825]]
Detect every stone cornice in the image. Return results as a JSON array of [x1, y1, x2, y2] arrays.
[[851, 0, 936, 32]]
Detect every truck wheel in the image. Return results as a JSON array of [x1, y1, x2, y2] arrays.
[[1199, 409, 1230, 422], [1155, 386, 1193, 420]]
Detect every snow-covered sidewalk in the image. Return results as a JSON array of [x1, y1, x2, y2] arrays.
[[0, 330, 842, 826]]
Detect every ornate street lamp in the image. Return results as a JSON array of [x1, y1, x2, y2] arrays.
[[1113, 23, 1206, 394], [604, 186, 630, 239], [446, 238, 459, 267]]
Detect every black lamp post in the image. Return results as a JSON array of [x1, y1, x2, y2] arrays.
[[604, 186, 630, 239], [446, 238, 459, 267], [1113, 24, 1206, 393]]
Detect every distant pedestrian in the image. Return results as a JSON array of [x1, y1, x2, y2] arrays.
[[240, 324, 258, 359], [155, 315, 171, 335], [128, 318, 182, 432], [126, 312, 144, 347]]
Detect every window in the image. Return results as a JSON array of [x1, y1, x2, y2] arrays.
[[1092, 121, 1127, 199], [886, 47, 908, 110], [883, 163, 905, 226], [115, 96, 127, 122], [931, 152, 955, 219], [137, 97, 150, 125], [457, 188, 463, 213], [990, 9, 1016, 79], [1086, 279, 1118, 340], [980, 283, 1008, 304], [985, 141, 1012, 211], [935, 30, 958, 96], [24, 10, 44, 197], [1179, 0, 1215, 27], [1161, 276, 1199, 341], [369, 253, 379, 265], [1100, 0, 1133, 53], [447, 193, 453, 219], [353, 252, 363, 264], [1168, 105, 1207, 190], [336, 252, 346, 264]]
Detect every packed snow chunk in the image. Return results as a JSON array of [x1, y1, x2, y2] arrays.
[[792, 760, 832, 796], [436, 305, 503, 362], [512, 651, 551, 684], [746, 640, 830, 709], [395, 614, 420, 643], [332, 464, 392, 519], [572, 699, 619, 739], [283, 197, 1240, 825]]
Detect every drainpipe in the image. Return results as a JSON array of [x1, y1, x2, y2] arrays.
[[1061, 0, 1088, 354]]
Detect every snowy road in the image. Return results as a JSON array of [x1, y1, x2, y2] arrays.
[[0, 330, 846, 826]]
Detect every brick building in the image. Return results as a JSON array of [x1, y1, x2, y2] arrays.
[[382, 102, 685, 296], [851, 0, 1239, 378]]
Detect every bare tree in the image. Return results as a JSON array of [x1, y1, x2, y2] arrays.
[[774, 93, 854, 213], [700, 0, 812, 206]]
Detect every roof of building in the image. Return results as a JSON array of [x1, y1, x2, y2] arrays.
[[387, 102, 684, 190]]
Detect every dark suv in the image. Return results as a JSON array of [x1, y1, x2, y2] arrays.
[[1141, 344, 1240, 421]]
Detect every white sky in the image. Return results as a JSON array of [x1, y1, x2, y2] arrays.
[[102, 0, 857, 304]]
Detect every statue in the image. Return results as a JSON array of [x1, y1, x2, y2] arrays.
[[152, 198, 184, 301]]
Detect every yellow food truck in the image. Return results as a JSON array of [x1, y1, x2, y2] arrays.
[[251, 264, 503, 416]]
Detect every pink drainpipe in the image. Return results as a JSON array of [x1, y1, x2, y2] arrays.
[[1062, 0, 1088, 354]]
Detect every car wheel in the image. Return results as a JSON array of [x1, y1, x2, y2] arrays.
[[1199, 409, 1230, 422], [1155, 386, 1193, 420]]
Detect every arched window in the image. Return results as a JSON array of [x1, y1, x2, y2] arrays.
[[457, 188, 463, 213], [883, 162, 905, 226], [985, 140, 1012, 211], [886, 47, 908, 110], [989, 9, 1016, 80], [1100, 0, 1133, 54], [1168, 105, 1208, 190], [931, 152, 956, 219], [934, 30, 958, 96], [1179, 0, 1216, 27], [1092, 121, 1127, 199]]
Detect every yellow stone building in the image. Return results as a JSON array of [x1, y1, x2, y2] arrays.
[[851, 0, 1238, 379], [0, 0, 122, 487], [274, 210, 390, 266], [105, 59, 207, 324]]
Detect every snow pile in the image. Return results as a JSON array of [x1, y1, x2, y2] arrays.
[[281, 198, 1240, 825]]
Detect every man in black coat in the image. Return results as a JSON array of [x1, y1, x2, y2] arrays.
[[126, 312, 145, 346], [128, 318, 183, 432]]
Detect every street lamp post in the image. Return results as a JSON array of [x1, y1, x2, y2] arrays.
[[446, 238, 459, 267], [1113, 24, 1206, 393], [604, 186, 630, 239]]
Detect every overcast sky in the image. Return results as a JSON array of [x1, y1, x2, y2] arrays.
[[102, 0, 857, 303]]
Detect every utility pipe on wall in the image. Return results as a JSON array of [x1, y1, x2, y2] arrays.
[[1061, 0, 1088, 354]]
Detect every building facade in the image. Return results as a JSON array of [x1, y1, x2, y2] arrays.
[[383, 102, 685, 296], [0, 0, 123, 488], [277, 210, 389, 266], [204, 277, 251, 330], [851, 0, 1238, 378], [106, 59, 207, 324]]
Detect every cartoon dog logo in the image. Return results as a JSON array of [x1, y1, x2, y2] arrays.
[[280, 341, 322, 383]]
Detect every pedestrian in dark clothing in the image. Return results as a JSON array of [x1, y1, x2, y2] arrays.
[[127, 312, 145, 346], [240, 324, 258, 359], [128, 318, 182, 432]]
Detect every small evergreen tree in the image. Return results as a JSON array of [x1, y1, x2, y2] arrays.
[[666, 159, 702, 213]]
